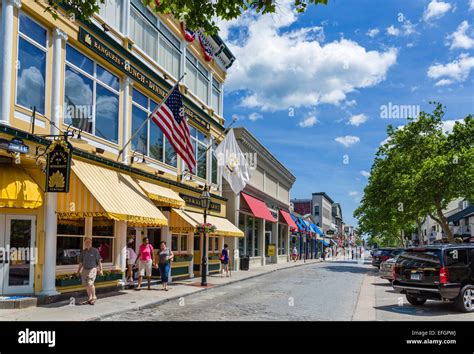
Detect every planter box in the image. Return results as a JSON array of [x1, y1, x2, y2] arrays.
[[174, 255, 193, 262], [208, 255, 220, 261], [56, 278, 81, 287], [56, 273, 122, 287]]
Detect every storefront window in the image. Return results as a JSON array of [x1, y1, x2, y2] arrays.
[[180, 235, 188, 252], [208, 237, 213, 251], [171, 235, 178, 251], [92, 217, 114, 263], [254, 218, 260, 257], [16, 13, 47, 115], [245, 215, 253, 257], [131, 88, 177, 167], [56, 218, 85, 265], [238, 213, 245, 257], [64, 45, 120, 144]]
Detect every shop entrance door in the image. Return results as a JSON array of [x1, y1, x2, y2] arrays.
[[265, 231, 272, 263], [0, 215, 36, 295]]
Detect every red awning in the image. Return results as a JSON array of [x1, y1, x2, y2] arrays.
[[279, 210, 297, 230], [241, 192, 277, 223]]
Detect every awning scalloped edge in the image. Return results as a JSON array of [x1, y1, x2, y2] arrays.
[[57, 211, 168, 227], [147, 194, 185, 208]]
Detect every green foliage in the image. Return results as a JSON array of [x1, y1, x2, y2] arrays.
[[44, 0, 328, 34], [355, 103, 474, 246]]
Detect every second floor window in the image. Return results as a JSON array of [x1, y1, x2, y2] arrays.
[[16, 13, 47, 115], [98, 0, 123, 33], [130, 4, 181, 79], [131, 89, 177, 168], [211, 78, 222, 116], [186, 52, 209, 105], [64, 45, 120, 144], [189, 125, 208, 180]]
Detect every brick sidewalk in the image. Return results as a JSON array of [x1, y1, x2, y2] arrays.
[[0, 259, 323, 321]]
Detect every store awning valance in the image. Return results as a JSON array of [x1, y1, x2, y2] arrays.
[[171, 208, 244, 237], [57, 159, 167, 227], [241, 192, 276, 223], [311, 223, 324, 236], [136, 179, 185, 208], [0, 166, 43, 209], [279, 210, 298, 230]]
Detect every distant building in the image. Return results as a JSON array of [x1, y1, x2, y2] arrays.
[[292, 192, 337, 236]]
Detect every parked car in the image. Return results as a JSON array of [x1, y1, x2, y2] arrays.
[[379, 250, 405, 281], [372, 248, 402, 269], [392, 244, 474, 312]]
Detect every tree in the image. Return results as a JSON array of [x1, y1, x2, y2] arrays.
[[45, 0, 328, 34], [354, 103, 474, 245]]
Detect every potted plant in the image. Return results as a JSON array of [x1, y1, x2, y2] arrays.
[[197, 223, 216, 234], [55, 273, 81, 287]]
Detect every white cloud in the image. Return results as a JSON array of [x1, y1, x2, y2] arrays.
[[446, 21, 474, 50], [423, 0, 452, 22], [470, 0, 474, 10], [366, 28, 380, 38], [386, 20, 417, 37], [219, 2, 397, 111], [427, 53, 474, 85], [386, 25, 401, 36], [360, 170, 370, 178], [349, 191, 359, 197], [347, 113, 368, 126], [248, 112, 263, 121], [335, 135, 360, 147], [298, 115, 318, 128]]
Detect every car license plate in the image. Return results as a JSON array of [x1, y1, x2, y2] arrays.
[[410, 273, 422, 280]]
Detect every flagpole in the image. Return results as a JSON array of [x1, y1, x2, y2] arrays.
[[117, 73, 186, 161]]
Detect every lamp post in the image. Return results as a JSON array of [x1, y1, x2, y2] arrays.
[[200, 185, 211, 286]]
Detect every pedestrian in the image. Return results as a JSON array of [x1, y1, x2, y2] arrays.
[[135, 237, 156, 291], [158, 241, 174, 291], [126, 240, 137, 286], [291, 245, 298, 262], [220, 244, 230, 277], [76, 237, 103, 305]]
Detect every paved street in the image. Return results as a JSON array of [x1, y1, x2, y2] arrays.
[[107, 260, 367, 321]]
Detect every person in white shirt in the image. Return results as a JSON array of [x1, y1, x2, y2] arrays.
[[126, 240, 137, 284]]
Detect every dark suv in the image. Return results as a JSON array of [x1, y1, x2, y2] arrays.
[[392, 244, 474, 312]]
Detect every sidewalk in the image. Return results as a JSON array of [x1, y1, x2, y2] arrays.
[[0, 258, 323, 321]]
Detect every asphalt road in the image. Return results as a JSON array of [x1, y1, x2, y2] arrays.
[[107, 260, 368, 321]]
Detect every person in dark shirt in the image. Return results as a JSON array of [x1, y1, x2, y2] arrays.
[[220, 244, 230, 277], [76, 237, 103, 305]]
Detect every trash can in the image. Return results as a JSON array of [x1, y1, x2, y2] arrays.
[[240, 255, 250, 271]]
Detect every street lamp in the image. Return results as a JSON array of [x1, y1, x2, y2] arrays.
[[200, 185, 211, 286]]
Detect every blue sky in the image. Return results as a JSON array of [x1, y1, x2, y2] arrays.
[[219, 0, 474, 227]]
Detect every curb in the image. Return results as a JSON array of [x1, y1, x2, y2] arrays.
[[94, 259, 324, 321]]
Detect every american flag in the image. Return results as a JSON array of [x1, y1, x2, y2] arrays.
[[150, 86, 196, 172]]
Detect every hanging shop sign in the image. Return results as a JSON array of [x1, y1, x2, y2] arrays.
[[0, 138, 29, 154], [45, 139, 72, 193], [179, 193, 221, 213], [78, 27, 211, 131]]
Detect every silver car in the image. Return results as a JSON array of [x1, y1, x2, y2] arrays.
[[379, 256, 399, 282]]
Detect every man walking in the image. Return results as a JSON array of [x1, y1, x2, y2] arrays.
[[77, 237, 103, 305]]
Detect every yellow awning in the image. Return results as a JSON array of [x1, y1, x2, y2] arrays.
[[171, 208, 244, 237], [57, 159, 167, 227], [0, 166, 43, 209], [136, 179, 185, 208]]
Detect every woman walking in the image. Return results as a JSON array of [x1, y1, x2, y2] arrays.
[[158, 241, 174, 291], [291, 245, 298, 262], [135, 237, 156, 290], [220, 244, 230, 277]]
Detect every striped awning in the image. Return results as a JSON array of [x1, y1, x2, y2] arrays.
[[171, 208, 244, 237], [0, 166, 43, 209], [136, 179, 185, 208], [57, 159, 168, 227]]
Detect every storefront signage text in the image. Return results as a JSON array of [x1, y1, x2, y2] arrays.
[[0, 138, 29, 154], [179, 193, 221, 212]]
